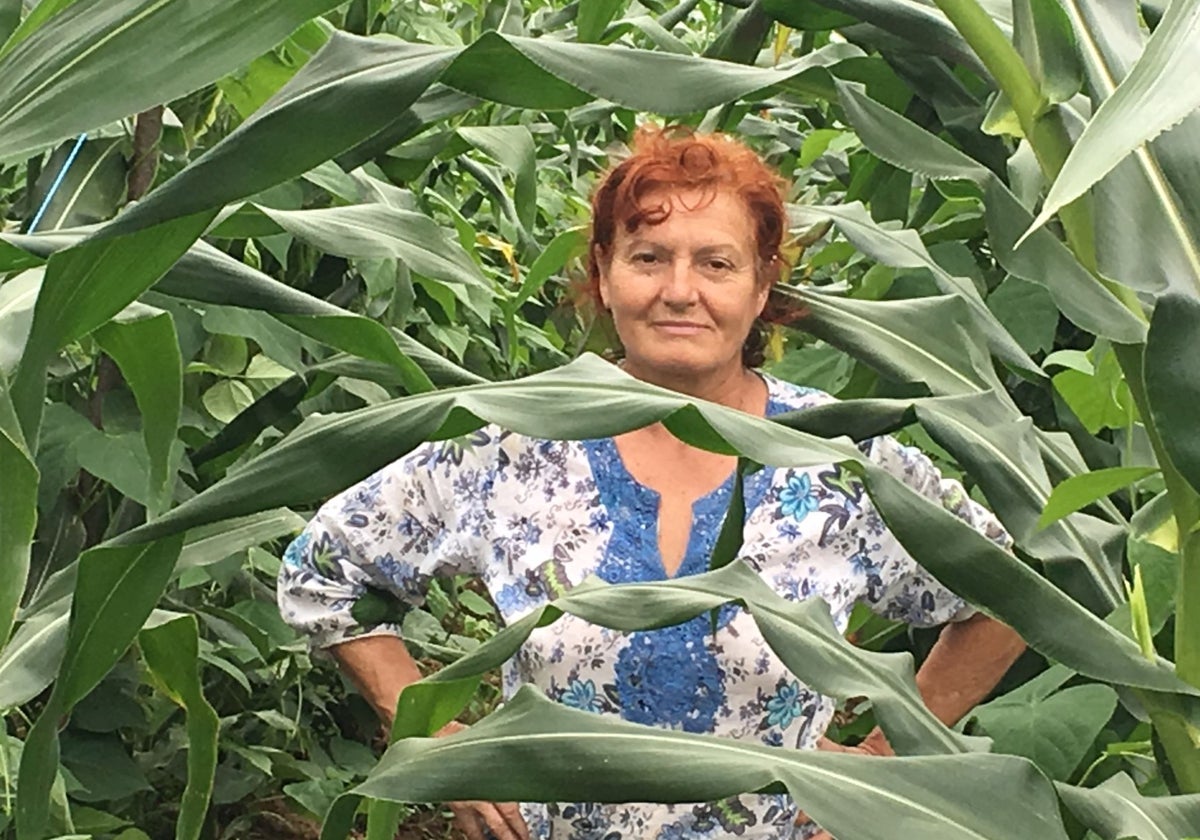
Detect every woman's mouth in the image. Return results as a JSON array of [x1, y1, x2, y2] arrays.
[[652, 321, 709, 336]]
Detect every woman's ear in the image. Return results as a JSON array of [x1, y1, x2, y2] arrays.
[[754, 278, 771, 318], [595, 246, 612, 310]]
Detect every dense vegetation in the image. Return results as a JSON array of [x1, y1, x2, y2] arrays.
[[1, 0, 1199, 838]]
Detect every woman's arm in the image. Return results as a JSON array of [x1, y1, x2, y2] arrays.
[[278, 442, 527, 840], [329, 635, 425, 727], [826, 434, 1028, 754], [840, 612, 1026, 756], [329, 626, 530, 840], [916, 612, 1026, 727], [806, 615, 1024, 839]]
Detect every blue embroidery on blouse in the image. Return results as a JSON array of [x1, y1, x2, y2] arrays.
[[580, 395, 792, 733]]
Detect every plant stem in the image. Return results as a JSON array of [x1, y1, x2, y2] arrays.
[[1137, 691, 1200, 793], [1179, 529, 1200, 688], [127, 105, 164, 202], [930, 0, 1098, 271], [930, 0, 1042, 122], [1114, 343, 1200, 694]]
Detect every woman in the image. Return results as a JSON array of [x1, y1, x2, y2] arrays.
[[278, 127, 1025, 840]]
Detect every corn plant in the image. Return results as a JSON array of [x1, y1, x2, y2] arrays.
[[1, 0, 1199, 838]]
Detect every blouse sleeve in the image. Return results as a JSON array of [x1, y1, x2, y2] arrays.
[[277, 439, 489, 650], [858, 433, 1013, 627]]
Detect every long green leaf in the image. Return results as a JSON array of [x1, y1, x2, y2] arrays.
[[1144, 294, 1200, 688], [140, 616, 219, 840], [212, 203, 492, 304], [458, 125, 538, 233], [858, 462, 1190, 695], [342, 688, 1070, 840], [336, 83, 481, 172], [94, 311, 183, 515], [102, 356, 1194, 704], [1059, 0, 1200, 296], [26, 137, 125, 231], [1055, 773, 1200, 840], [912, 394, 1125, 606], [833, 80, 1147, 344], [1, 508, 304, 712], [11, 212, 212, 448], [157, 239, 448, 389], [791, 200, 1041, 377], [1, 231, 448, 392], [0, 0, 346, 161], [0, 0, 76, 61], [980, 178, 1146, 344], [0, 596, 68, 711], [113, 354, 860, 544], [104, 36, 456, 236], [773, 394, 920, 440], [772, 389, 1125, 605], [175, 508, 305, 572], [4, 34, 457, 444], [576, 0, 625, 41], [0, 239, 44, 273], [1011, 0, 1081, 104], [15, 535, 184, 840], [53, 539, 185, 720], [414, 563, 978, 756], [91, 33, 860, 239], [1038, 466, 1161, 529], [762, 0, 985, 72], [1031, 0, 1200, 237], [1146, 297, 1200, 496], [788, 289, 996, 396], [0, 373, 36, 649], [514, 226, 586, 307], [448, 33, 857, 114], [0, 0, 18, 45], [703, 0, 774, 64]]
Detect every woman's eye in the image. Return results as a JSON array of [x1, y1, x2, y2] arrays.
[[633, 253, 659, 264], [707, 259, 733, 271]]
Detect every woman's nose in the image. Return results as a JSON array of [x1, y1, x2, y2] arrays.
[[661, 258, 699, 306]]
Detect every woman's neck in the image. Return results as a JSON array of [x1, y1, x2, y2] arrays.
[[619, 359, 767, 416]]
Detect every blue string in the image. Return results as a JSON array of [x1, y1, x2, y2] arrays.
[[28, 132, 87, 233]]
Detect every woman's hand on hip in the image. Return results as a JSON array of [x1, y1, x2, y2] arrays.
[[798, 731, 895, 840], [435, 722, 531, 840]]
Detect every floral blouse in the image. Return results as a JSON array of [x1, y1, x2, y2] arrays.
[[277, 375, 1011, 840]]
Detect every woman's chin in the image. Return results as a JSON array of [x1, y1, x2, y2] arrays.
[[622, 351, 737, 386]]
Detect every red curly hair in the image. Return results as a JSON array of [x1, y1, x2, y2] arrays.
[[584, 125, 797, 366]]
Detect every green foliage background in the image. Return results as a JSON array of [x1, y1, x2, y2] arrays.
[[1, 0, 1199, 838]]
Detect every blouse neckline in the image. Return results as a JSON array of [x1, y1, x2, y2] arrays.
[[581, 374, 795, 581]]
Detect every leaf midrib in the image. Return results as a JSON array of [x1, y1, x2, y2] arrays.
[[926, 409, 1124, 600], [802, 295, 983, 394], [0, 0, 174, 127], [0, 612, 68, 687], [753, 603, 966, 754], [1060, 0, 1200, 287], [258, 205, 487, 286], [56, 541, 156, 703], [391, 729, 995, 840], [45, 140, 123, 232]]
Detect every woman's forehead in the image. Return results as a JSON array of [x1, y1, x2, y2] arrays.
[[617, 188, 754, 245]]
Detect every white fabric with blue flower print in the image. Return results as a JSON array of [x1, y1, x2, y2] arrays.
[[278, 375, 1011, 840]]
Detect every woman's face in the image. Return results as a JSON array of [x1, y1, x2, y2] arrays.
[[598, 189, 769, 384]]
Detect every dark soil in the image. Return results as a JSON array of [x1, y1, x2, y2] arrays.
[[231, 799, 462, 840]]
